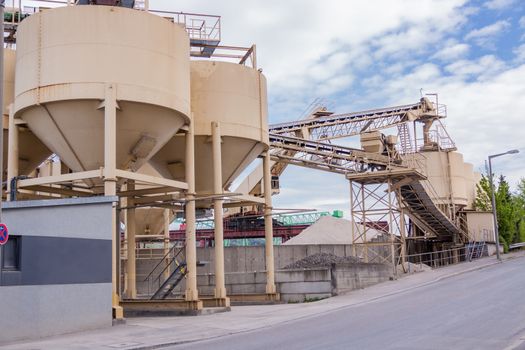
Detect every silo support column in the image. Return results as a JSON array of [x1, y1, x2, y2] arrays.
[[163, 208, 171, 280], [263, 151, 277, 296], [125, 180, 137, 299], [184, 122, 202, 309], [212, 122, 229, 306], [104, 84, 124, 319], [7, 105, 18, 201]]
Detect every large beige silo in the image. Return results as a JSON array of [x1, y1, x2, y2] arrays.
[[150, 61, 269, 194], [13, 6, 191, 173], [419, 151, 468, 208], [149, 60, 273, 302], [463, 162, 477, 209], [3, 48, 51, 178]]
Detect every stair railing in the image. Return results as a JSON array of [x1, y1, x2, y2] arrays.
[[143, 243, 186, 296]]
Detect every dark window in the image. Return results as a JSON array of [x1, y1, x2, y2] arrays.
[[2, 236, 20, 270]]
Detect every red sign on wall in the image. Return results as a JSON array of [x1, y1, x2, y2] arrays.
[[0, 223, 9, 246]]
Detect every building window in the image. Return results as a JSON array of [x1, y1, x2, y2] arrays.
[[2, 236, 20, 271]]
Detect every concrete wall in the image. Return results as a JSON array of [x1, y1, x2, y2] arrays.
[[136, 244, 355, 295], [138, 262, 392, 303], [331, 263, 392, 295], [0, 197, 116, 344], [137, 244, 356, 278], [136, 245, 393, 302]]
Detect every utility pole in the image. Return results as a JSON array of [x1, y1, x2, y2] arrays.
[[488, 149, 520, 261]]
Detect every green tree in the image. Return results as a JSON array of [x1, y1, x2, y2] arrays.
[[473, 175, 492, 211], [473, 175, 525, 252], [495, 176, 515, 251], [515, 179, 525, 243]]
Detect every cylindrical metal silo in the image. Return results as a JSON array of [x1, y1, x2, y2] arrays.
[[463, 162, 477, 209], [150, 60, 269, 196], [420, 150, 468, 207], [13, 5, 191, 173], [3, 48, 51, 177]]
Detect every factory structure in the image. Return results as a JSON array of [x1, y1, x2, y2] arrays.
[[0, 0, 495, 343]]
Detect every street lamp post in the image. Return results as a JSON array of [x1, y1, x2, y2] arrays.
[[488, 149, 520, 261]]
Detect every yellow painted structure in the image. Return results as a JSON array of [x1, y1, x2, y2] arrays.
[[3, 48, 51, 179], [417, 151, 477, 208], [13, 5, 191, 173], [150, 61, 269, 194]]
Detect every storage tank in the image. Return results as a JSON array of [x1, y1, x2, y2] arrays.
[[13, 6, 190, 173], [3, 48, 51, 177], [150, 61, 269, 198], [419, 151, 468, 207], [463, 162, 477, 209]]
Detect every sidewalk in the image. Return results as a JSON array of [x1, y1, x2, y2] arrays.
[[2, 251, 524, 350]]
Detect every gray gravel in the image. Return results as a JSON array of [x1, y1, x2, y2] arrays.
[[284, 252, 362, 269]]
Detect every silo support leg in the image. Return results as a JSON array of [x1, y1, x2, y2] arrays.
[[263, 151, 277, 297], [104, 84, 124, 320], [184, 122, 201, 308], [163, 208, 171, 280], [125, 180, 137, 299], [212, 122, 229, 307], [7, 105, 18, 201]]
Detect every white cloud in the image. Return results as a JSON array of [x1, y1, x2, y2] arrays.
[[484, 0, 516, 9], [514, 44, 525, 62], [465, 20, 510, 47], [360, 61, 525, 187], [146, 0, 524, 209], [444, 55, 506, 78], [156, 0, 469, 111], [433, 41, 470, 61], [520, 16, 525, 28]]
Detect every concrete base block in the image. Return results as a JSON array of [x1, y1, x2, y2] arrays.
[[121, 299, 204, 317], [202, 297, 230, 308]]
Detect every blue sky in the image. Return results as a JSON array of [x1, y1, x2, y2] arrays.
[[154, 0, 525, 215], [28, 0, 524, 215]]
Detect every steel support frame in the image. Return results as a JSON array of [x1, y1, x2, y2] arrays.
[[349, 179, 406, 275]]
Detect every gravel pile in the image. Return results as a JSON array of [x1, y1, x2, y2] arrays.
[[284, 253, 362, 269], [283, 216, 383, 245]]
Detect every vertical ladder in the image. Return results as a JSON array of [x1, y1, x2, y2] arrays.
[[397, 124, 413, 154]]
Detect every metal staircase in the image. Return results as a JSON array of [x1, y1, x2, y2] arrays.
[[397, 124, 413, 154], [143, 244, 187, 300], [467, 241, 486, 261]]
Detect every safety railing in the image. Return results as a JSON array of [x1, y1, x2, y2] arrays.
[[142, 243, 186, 297], [396, 243, 488, 271]]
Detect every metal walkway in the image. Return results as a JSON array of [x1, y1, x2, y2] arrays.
[[269, 133, 398, 174], [270, 99, 437, 140], [268, 135, 467, 243], [400, 181, 465, 242]]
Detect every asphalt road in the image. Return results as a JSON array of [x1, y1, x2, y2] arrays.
[[170, 258, 525, 350]]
